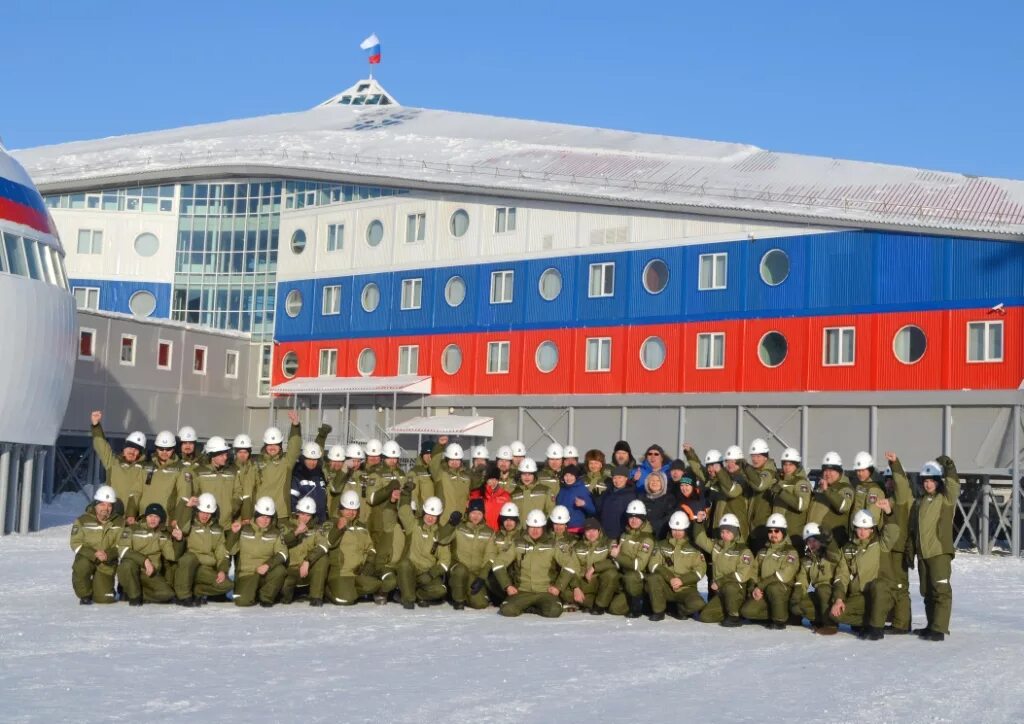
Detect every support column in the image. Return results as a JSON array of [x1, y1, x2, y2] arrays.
[[0, 445, 10, 535], [677, 406, 687, 455], [979, 476, 991, 556], [869, 406, 878, 461], [943, 405, 952, 457], [31, 448, 45, 532], [620, 406, 628, 441], [800, 405, 809, 461], [19, 447, 35, 535], [567, 407, 575, 447], [1013, 403, 1021, 557]]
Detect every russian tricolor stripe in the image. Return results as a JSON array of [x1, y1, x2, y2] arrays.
[[360, 33, 381, 65], [0, 176, 55, 236]]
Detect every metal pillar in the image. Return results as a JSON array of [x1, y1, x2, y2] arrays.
[[19, 447, 34, 534], [869, 406, 878, 461], [943, 405, 953, 457], [677, 406, 687, 454], [1013, 403, 1021, 557], [0, 445, 10, 535], [567, 407, 575, 447], [517, 407, 524, 442], [800, 405, 809, 460], [31, 448, 45, 532], [979, 476, 991, 556], [620, 406, 628, 441]]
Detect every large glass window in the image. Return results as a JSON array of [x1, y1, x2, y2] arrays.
[[3, 232, 27, 276], [696, 332, 725, 369], [538, 268, 562, 301], [487, 341, 510, 374], [441, 344, 462, 375], [406, 213, 426, 243], [588, 262, 615, 298], [823, 327, 855, 366], [642, 260, 669, 295], [698, 253, 727, 290], [758, 332, 788, 368], [319, 348, 338, 377], [77, 229, 103, 255], [444, 276, 466, 307], [258, 343, 273, 395], [893, 325, 927, 365], [398, 345, 419, 375], [401, 278, 423, 310], [586, 337, 612, 372], [490, 270, 514, 304], [22, 238, 43, 280], [967, 321, 1003, 363], [322, 285, 341, 315]]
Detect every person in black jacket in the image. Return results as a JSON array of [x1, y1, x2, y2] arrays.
[[290, 442, 330, 524], [596, 466, 637, 540], [642, 472, 676, 539]]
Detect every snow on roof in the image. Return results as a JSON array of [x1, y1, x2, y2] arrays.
[[12, 101, 1024, 239], [272, 375, 432, 396], [387, 415, 493, 438], [78, 308, 252, 340]]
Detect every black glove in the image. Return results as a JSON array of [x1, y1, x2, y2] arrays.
[[402, 481, 416, 494], [470, 577, 485, 595], [448, 511, 463, 526], [317, 423, 332, 436]]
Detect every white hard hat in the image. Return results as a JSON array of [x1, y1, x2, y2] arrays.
[[525, 509, 547, 528], [445, 443, 464, 460], [545, 442, 564, 460], [364, 439, 383, 457], [509, 440, 527, 457], [177, 426, 197, 443], [206, 436, 231, 456], [853, 451, 875, 471], [422, 496, 444, 516], [749, 438, 770, 456], [920, 461, 943, 479], [125, 431, 147, 450], [563, 445, 579, 459], [302, 442, 323, 460], [802, 522, 822, 540], [719, 513, 741, 529], [345, 443, 365, 460], [233, 434, 253, 450], [254, 496, 276, 517], [704, 449, 724, 465], [93, 485, 117, 504], [263, 427, 284, 445], [382, 441, 402, 459], [625, 500, 647, 517], [852, 509, 875, 529], [295, 497, 317, 515], [197, 493, 218, 514], [668, 511, 690, 531], [518, 457, 537, 474], [766, 513, 788, 530], [471, 445, 489, 460], [724, 445, 744, 461], [550, 505, 571, 525], [340, 490, 361, 510], [155, 431, 177, 449], [821, 451, 843, 468], [496, 445, 514, 461], [499, 502, 520, 518], [780, 447, 802, 464], [326, 445, 346, 462]]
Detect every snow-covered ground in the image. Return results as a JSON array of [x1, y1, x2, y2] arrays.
[[2, 493, 1023, 723]]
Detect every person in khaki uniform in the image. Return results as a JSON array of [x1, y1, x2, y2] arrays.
[[403, 441, 436, 513], [684, 444, 749, 543], [880, 451, 915, 633], [510, 458, 555, 519], [173, 493, 232, 606], [569, 518, 625, 616], [646, 511, 707, 622], [429, 438, 476, 526], [252, 412, 303, 519], [187, 437, 238, 529], [308, 490, 380, 606], [495, 509, 578, 618], [280, 497, 321, 604], [739, 439, 779, 553], [789, 523, 840, 634], [90, 411, 147, 524], [808, 452, 854, 547], [231, 434, 259, 523], [448, 499, 496, 610], [393, 496, 451, 609], [484, 502, 522, 604], [849, 452, 888, 537], [139, 430, 190, 530], [771, 447, 812, 549], [536, 442, 564, 499], [116, 503, 183, 605], [693, 513, 755, 626], [906, 456, 960, 642], [739, 513, 801, 628], [70, 485, 123, 604], [364, 441, 407, 573], [326, 443, 371, 524], [830, 507, 900, 640], [612, 499, 657, 618], [231, 496, 288, 607]]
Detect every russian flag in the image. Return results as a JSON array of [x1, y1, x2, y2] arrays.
[[360, 33, 381, 64]]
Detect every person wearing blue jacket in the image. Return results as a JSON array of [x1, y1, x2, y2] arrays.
[[596, 466, 637, 540], [634, 444, 673, 495], [555, 465, 596, 534]]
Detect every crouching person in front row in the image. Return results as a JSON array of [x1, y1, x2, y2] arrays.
[[70, 485, 123, 604], [280, 497, 321, 604], [693, 513, 755, 626], [394, 496, 451, 610], [570, 517, 625, 616], [646, 511, 707, 622], [496, 510, 577, 618], [173, 493, 232, 606], [740, 513, 800, 629], [789, 523, 839, 634], [117, 503, 183, 605], [232, 496, 287, 607], [829, 506, 899, 640], [448, 499, 497, 610], [310, 490, 380, 606]]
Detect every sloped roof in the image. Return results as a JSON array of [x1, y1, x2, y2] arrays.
[[271, 375, 431, 396], [13, 100, 1024, 239], [387, 415, 493, 438]]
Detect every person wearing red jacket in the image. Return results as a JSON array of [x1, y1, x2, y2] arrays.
[[475, 465, 512, 531]]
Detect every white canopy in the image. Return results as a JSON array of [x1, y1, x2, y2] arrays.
[[387, 415, 493, 438], [271, 375, 431, 396]]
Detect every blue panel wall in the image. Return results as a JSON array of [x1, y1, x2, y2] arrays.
[[69, 278, 172, 319], [574, 251, 628, 323], [276, 278, 316, 338], [627, 246, 684, 322], [391, 268, 436, 332], [476, 262, 526, 330], [950, 238, 1024, 303], [432, 264, 479, 330], [806, 231, 874, 310], [682, 242, 746, 319], [743, 235, 807, 315], [874, 233, 945, 306], [311, 276, 352, 339], [524, 256, 578, 327], [349, 271, 393, 335]]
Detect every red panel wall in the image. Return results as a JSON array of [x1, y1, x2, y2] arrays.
[[874, 311, 945, 390], [683, 320, 744, 392], [430, 332, 479, 396], [741, 317, 807, 392], [571, 326, 627, 394], [947, 307, 1022, 390], [624, 323, 681, 393], [520, 329, 576, 395], [805, 314, 873, 391], [474, 332, 523, 395]]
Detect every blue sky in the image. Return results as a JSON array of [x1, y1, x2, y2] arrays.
[[6, 0, 1023, 179]]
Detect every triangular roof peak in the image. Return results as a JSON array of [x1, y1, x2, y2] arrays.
[[317, 77, 398, 108]]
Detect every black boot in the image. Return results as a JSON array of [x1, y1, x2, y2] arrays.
[[259, 601, 274, 608], [452, 602, 465, 610], [649, 612, 665, 622], [79, 597, 93, 605], [309, 598, 324, 607], [128, 598, 143, 607], [862, 627, 884, 641], [913, 626, 930, 636], [176, 597, 195, 607], [768, 621, 787, 631], [626, 596, 644, 619], [922, 630, 945, 642], [885, 625, 910, 635], [402, 601, 415, 610], [720, 615, 742, 628], [589, 606, 606, 616], [373, 594, 388, 605]]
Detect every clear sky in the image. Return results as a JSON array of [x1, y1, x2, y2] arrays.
[[6, 0, 1023, 179]]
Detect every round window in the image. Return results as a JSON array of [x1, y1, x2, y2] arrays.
[[760, 249, 790, 286], [444, 276, 466, 307], [357, 348, 377, 376], [285, 289, 303, 318], [360, 283, 380, 312], [133, 233, 159, 258], [640, 336, 666, 370], [291, 229, 306, 254], [758, 331, 788, 368], [366, 220, 384, 247], [538, 268, 562, 301], [643, 259, 669, 294], [441, 344, 462, 375], [893, 325, 927, 365], [281, 351, 299, 378], [450, 209, 469, 237], [535, 341, 559, 373], [128, 290, 156, 318]]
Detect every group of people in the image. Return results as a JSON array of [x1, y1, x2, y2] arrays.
[[71, 410, 959, 642]]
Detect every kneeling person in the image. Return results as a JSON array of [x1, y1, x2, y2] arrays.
[[740, 513, 800, 629], [449, 499, 496, 610], [570, 518, 624, 616], [232, 496, 288, 607], [394, 496, 451, 609], [117, 503, 183, 605], [70, 486, 123, 604], [646, 511, 707, 621], [311, 490, 380, 606], [280, 496, 322, 604], [173, 493, 232, 605], [693, 513, 755, 626], [496, 510, 577, 618]]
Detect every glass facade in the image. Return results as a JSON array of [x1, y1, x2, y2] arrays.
[[46, 185, 175, 213], [284, 180, 408, 210]]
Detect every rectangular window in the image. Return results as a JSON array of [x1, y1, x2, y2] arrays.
[[698, 253, 728, 290], [405, 213, 426, 243], [967, 320, 1004, 363], [119, 334, 136, 366], [588, 262, 615, 298], [326, 223, 345, 252], [225, 349, 240, 379], [73, 286, 100, 311], [490, 270, 514, 304], [322, 285, 341, 315], [157, 340, 173, 370], [318, 348, 337, 377], [398, 345, 420, 375], [823, 327, 856, 366], [495, 207, 517, 233], [696, 332, 725, 369], [78, 328, 96, 360], [76, 229, 103, 255], [401, 278, 423, 310], [586, 337, 612, 372], [258, 343, 272, 397], [193, 345, 207, 375], [487, 341, 510, 374]]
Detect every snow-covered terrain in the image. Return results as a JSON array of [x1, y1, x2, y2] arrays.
[[2, 493, 1023, 723]]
